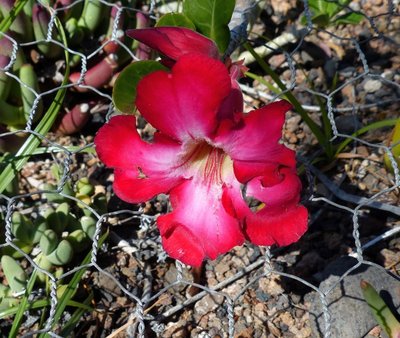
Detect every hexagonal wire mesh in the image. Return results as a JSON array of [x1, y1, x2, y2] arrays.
[[0, 0, 399, 337]]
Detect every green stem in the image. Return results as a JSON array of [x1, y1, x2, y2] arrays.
[[0, 0, 29, 34], [335, 118, 399, 156], [8, 269, 38, 338], [243, 42, 332, 157], [361, 280, 400, 338], [0, 17, 69, 194]]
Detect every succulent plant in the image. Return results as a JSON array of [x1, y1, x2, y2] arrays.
[[0, 0, 148, 138], [2, 165, 105, 283], [1, 255, 27, 293]]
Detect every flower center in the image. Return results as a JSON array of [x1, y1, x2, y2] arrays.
[[178, 141, 233, 186]]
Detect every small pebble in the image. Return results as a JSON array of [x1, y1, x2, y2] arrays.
[[363, 79, 382, 93]]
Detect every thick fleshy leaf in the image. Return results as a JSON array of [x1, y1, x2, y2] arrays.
[[113, 168, 183, 203], [214, 100, 295, 164], [113, 61, 167, 114], [126, 27, 219, 61], [183, 0, 235, 53], [244, 205, 308, 246], [157, 179, 244, 265], [136, 54, 231, 141], [156, 13, 196, 30]]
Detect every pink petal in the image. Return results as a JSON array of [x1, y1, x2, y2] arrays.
[[136, 54, 231, 141], [245, 168, 302, 209], [95, 115, 185, 203], [94, 115, 182, 173], [157, 179, 244, 265], [161, 225, 209, 267], [126, 27, 220, 61], [244, 205, 308, 246], [113, 168, 184, 203], [233, 160, 281, 184], [214, 100, 295, 165], [94, 115, 140, 169], [217, 79, 243, 120]]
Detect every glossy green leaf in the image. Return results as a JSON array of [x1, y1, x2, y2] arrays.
[[113, 61, 167, 114], [308, 0, 339, 17], [156, 13, 196, 30], [311, 13, 330, 27], [303, 0, 361, 27], [183, 0, 235, 53]]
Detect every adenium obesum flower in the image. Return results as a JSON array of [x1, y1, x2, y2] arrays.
[[95, 53, 308, 266], [127, 27, 246, 119]]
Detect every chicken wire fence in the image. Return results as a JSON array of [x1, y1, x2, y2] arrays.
[[0, 0, 399, 337]]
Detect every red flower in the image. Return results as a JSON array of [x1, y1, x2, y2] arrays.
[[126, 27, 220, 62], [127, 27, 247, 120], [95, 54, 308, 266]]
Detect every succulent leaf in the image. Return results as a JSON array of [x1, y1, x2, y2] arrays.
[[32, 215, 49, 244], [80, 216, 96, 239], [66, 229, 89, 252], [77, 0, 103, 33], [46, 202, 70, 234], [39, 229, 59, 255], [19, 63, 44, 123], [1, 239, 33, 258], [34, 253, 53, 283], [1, 255, 27, 293], [76, 177, 94, 196], [46, 239, 74, 265], [11, 212, 35, 244]]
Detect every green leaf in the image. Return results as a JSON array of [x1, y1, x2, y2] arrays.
[[384, 119, 400, 173], [0, 17, 69, 194], [1, 255, 27, 293], [60, 293, 93, 336], [335, 118, 399, 156], [156, 13, 196, 30], [113, 61, 167, 114], [311, 13, 331, 27], [334, 12, 364, 25], [8, 269, 38, 338], [0, 0, 30, 35], [183, 0, 235, 54], [307, 0, 340, 17], [243, 42, 332, 158], [38, 232, 108, 338], [361, 280, 400, 338]]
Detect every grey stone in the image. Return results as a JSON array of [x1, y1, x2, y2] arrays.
[[194, 293, 224, 317], [306, 257, 400, 338], [363, 79, 383, 93], [335, 115, 362, 135]]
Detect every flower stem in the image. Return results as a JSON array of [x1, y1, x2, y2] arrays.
[[243, 42, 333, 159]]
